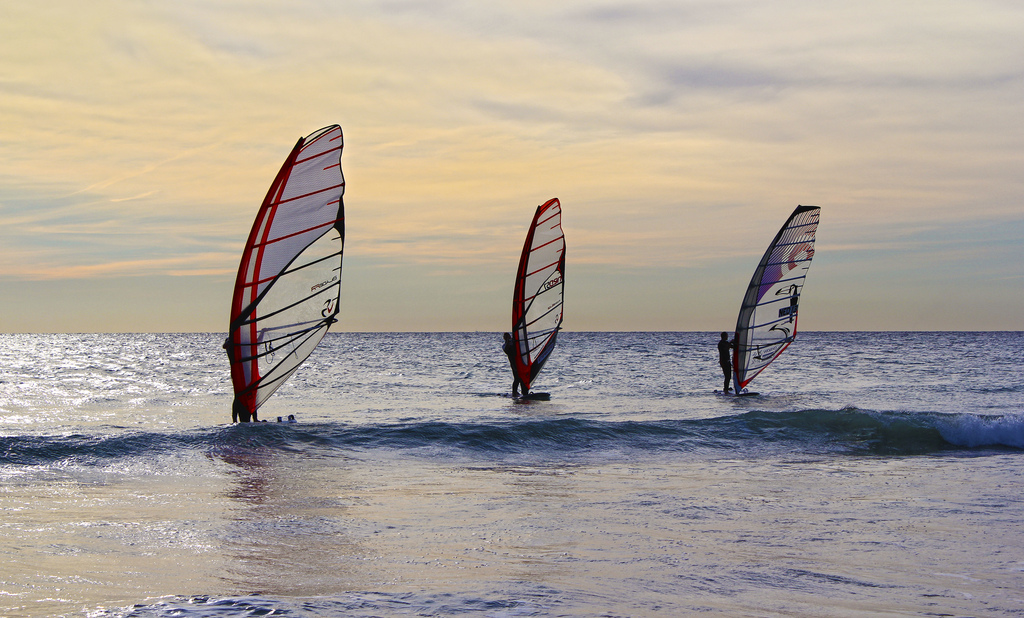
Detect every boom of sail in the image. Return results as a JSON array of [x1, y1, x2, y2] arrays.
[[511, 198, 565, 393], [733, 205, 820, 392], [224, 125, 345, 421]]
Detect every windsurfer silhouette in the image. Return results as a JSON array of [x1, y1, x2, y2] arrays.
[[718, 332, 735, 393], [224, 337, 257, 422], [502, 332, 524, 398], [231, 398, 248, 423], [230, 397, 259, 423]]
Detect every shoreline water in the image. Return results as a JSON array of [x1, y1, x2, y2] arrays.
[[1, 332, 1022, 616]]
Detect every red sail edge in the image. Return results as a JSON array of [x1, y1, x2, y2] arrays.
[[228, 137, 303, 415]]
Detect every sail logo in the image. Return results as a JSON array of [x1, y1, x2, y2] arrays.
[[754, 342, 782, 361], [784, 242, 814, 272], [775, 284, 800, 321], [311, 275, 338, 293], [543, 275, 562, 290]]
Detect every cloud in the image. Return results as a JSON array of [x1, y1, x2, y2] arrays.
[[1, 0, 1023, 330]]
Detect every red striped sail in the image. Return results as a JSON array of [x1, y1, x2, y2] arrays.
[[512, 198, 565, 392], [225, 125, 345, 419]]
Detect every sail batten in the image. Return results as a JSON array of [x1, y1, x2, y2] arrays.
[[230, 259, 342, 327], [531, 236, 562, 252], [526, 302, 562, 327], [236, 283, 340, 326], [733, 205, 820, 392], [271, 182, 345, 207], [235, 327, 322, 364], [253, 219, 342, 248], [294, 146, 342, 165], [512, 198, 566, 392], [225, 125, 345, 420], [239, 252, 343, 290], [762, 256, 813, 266], [526, 260, 562, 278]]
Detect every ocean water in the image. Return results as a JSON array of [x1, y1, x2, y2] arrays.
[[0, 331, 1022, 617]]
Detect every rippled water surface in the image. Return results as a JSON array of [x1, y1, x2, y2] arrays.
[[1, 332, 1022, 616]]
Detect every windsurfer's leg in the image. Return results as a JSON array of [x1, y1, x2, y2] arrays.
[[508, 361, 521, 397], [721, 363, 731, 392]]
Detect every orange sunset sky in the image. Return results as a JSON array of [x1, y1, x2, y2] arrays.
[[2, 0, 1022, 332]]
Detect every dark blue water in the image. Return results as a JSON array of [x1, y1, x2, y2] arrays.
[[4, 408, 1021, 469]]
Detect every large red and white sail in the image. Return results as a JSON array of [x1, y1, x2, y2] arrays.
[[512, 198, 565, 392], [734, 205, 820, 391], [225, 125, 345, 419]]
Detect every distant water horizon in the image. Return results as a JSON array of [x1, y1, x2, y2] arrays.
[[4, 327, 1019, 333]]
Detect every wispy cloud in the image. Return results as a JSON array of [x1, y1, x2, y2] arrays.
[[1, 0, 1023, 330]]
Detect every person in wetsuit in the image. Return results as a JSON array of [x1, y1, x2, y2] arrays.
[[718, 331, 735, 393], [502, 332, 524, 398]]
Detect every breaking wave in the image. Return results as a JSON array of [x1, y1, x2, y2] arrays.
[[3, 409, 1022, 467]]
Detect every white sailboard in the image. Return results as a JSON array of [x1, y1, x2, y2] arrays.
[[511, 198, 565, 398], [732, 205, 820, 395], [224, 125, 345, 422]]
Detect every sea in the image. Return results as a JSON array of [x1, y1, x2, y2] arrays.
[[1, 331, 1022, 617]]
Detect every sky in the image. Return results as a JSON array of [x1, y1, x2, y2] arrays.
[[2, 0, 1022, 332]]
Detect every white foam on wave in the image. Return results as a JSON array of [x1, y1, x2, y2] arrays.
[[935, 413, 1024, 448]]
